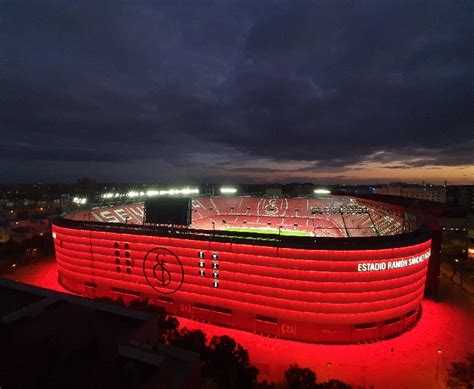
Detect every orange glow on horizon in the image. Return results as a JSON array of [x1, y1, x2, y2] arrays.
[[212, 161, 474, 184]]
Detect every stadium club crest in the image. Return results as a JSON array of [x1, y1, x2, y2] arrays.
[[143, 247, 184, 294], [261, 198, 289, 216]]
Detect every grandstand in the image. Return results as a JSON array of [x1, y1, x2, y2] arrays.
[[65, 196, 405, 238]]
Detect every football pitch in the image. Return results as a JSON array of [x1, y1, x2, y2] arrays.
[[224, 227, 312, 237]]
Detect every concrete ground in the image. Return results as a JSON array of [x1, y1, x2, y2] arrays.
[[1, 256, 473, 388]]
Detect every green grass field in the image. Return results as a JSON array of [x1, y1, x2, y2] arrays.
[[224, 227, 312, 237]]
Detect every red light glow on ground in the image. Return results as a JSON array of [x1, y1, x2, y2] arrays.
[[2, 256, 473, 389]]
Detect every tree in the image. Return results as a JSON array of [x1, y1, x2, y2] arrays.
[[170, 328, 207, 354], [202, 335, 259, 389], [127, 297, 165, 314], [446, 353, 474, 388], [256, 380, 286, 389], [319, 379, 352, 389], [285, 364, 317, 389], [156, 314, 180, 344], [261, 365, 353, 389]]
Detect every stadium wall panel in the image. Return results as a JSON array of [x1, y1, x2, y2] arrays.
[[52, 220, 430, 343]]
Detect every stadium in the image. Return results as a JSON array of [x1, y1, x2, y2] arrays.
[[52, 193, 432, 343]]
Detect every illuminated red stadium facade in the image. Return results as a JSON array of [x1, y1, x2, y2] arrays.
[[53, 195, 431, 343]]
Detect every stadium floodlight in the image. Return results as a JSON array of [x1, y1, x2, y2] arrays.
[[127, 191, 140, 198], [220, 187, 237, 194], [72, 197, 87, 204], [163, 187, 199, 196], [147, 190, 159, 197], [178, 187, 199, 195], [314, 189, 331, 195]]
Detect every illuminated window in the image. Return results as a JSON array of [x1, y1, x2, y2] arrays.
[[199, 269, 205, 277], [212, 262, 219, 269], [212, 271, 219, 279], [211, 253, 218, 260], [199, 251, 205, 259], [199, 261, 205, 268], [212, 280, 219, 288]]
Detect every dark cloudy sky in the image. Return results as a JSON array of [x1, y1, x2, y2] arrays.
[[1, 0, 473, 184]]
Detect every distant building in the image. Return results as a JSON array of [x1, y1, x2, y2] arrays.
[[77, 177, 97, 195], [9, 219, 51, 242], [375, 184, 447, 203], [439, 216, 472, 261], [0, 223, 10, 243], [265, 187, 283, 196], [289, 184, 314, 196], [447, 185, 474, 212], [333, 185, 373, 196], [10, 226, 35, 242]]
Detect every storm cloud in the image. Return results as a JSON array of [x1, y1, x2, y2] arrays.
[[1, 0, 472, 183]]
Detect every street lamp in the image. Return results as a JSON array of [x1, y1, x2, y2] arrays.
[[327, 362, 332, 381], [436, 348, 442, 380]]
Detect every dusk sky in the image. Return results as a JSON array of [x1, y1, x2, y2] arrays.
[[1, 1, 473, 184]]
